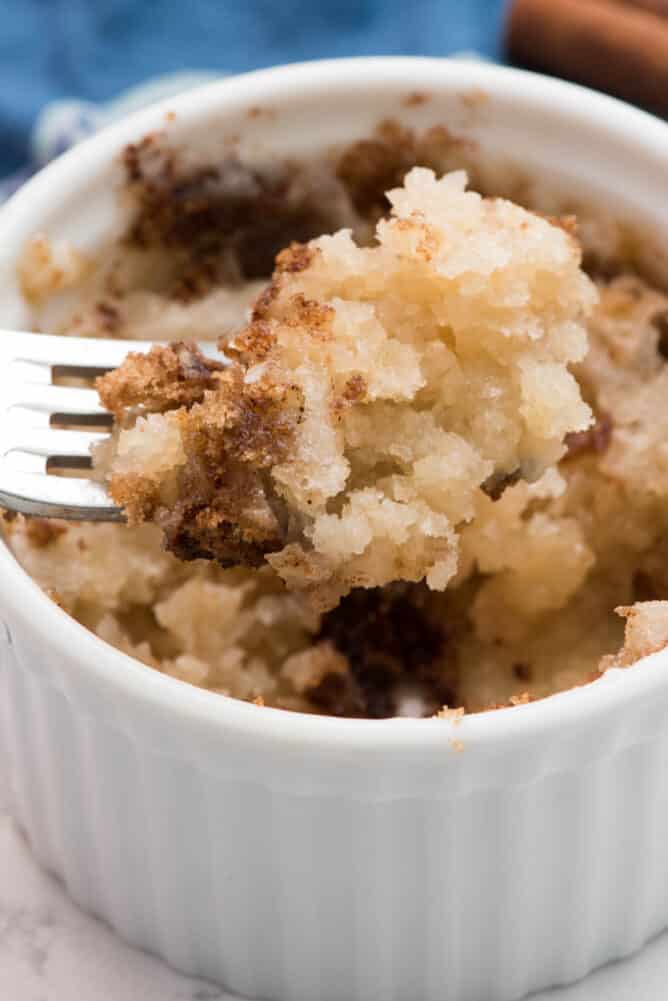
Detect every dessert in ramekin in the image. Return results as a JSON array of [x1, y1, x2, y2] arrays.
[[1, 58, 668, 1001]]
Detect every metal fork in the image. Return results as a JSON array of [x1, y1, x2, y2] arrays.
[[0, 331, 222, 521]]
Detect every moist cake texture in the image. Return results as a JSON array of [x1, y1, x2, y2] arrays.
[[97, 167, 594, 612], [6, 124, 668, 717]]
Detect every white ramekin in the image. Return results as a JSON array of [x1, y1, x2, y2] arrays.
[[1, 58, 668, 1001]]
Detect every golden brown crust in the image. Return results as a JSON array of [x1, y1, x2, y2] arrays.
[[106, 358, 302, 565], [97, 342, 224, 419], [343, 374, 367, 402], [109, 472, 162, 525], [274, 242, 316, 275], [251, 281, 280, 321], [226, 320, 277, 362], [287, 294, 334, 333]]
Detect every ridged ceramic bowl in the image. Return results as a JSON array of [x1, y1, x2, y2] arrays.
[[1, 58, 668, 1001]]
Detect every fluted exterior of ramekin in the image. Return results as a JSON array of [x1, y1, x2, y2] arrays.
[[5, 612, 668, 1001]]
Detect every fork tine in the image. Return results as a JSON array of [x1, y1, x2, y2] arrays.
[[4, 332, 146, 371], [3, 428, 109, 460], [6, 383, 108, 417], [0, 472, 123, 520], [3, 332, 225, 371], [0, 332, 227, 521]]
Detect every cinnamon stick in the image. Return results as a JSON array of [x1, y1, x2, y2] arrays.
[[506, 0, 668, 117], [619, 0, 668, 17]]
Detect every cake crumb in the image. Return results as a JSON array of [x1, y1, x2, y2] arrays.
[[601, 603, 668, 670], [435, 706, 465, 723], [17, 234, 88, 303]]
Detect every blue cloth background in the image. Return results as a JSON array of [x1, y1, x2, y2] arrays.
[[0, 0, 506, 177]]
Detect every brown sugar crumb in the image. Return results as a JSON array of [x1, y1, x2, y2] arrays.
[[481, 468, 521, 501], [121, 136, 346, 290], [101, 344, 301, 565], [97, 342, 224, 419], [335, 120, 457, 219], [159, 383, 301, 565], [343, 374, 367, 402], [251, 282, 280, 322], [512, 662, 532, 682], [509, 691, 531, 706], [632, 571, 658, 602], [564, 411, 613, 460], [449, 738, 465, 752], [652, 310, 668, 359], [283, 293, 334, 333], [122, 134, 162, 184], [24, 519, 68, 548], [317, 585, 456, 718], [435, 705, 465, 722], [283, 641, 365, 716], [274, 243, 315, 275], [94, 300, 122, 335], [308, 672, 362, 717], [336, 122, 410, 217], [107, 472, 161, 525], [403, 91, 430, 107], [229, 320, 277, 362], [252, 694, 265, 706], [330, 373, 369, 424]]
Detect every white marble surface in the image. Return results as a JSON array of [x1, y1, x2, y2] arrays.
[[0, 760, 667, 1001]]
